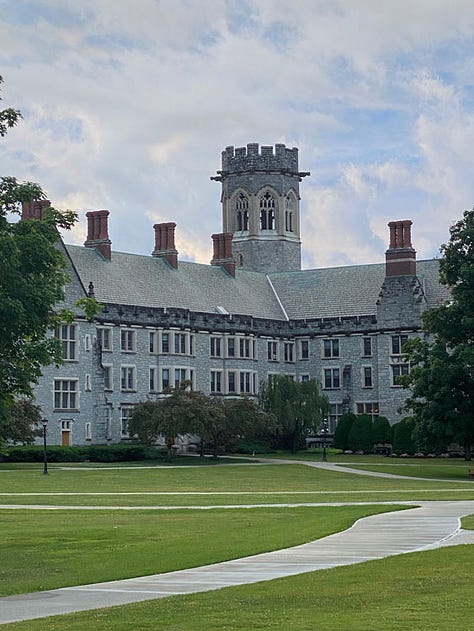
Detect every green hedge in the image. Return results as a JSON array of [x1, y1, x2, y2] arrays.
[[1, 443, 165, 463]]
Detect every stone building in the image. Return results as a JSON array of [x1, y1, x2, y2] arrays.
[[27, 143, 448, 446]]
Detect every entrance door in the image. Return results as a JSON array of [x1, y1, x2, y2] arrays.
[[61, 430, 71, 446]]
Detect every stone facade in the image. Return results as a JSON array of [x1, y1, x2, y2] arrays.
[[29, 143, 449, 446]]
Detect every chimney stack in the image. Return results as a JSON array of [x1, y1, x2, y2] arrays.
[[211, 232, 235, 277], [385, 220, 416, 276], [21, 199, 51, 220], [84, 210, 112, 260], [152, 222, 178, 269]]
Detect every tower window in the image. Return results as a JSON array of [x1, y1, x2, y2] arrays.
[[260, 192, 275, 230], [285, 193, 296, 232], [235, 192, 249, 231]]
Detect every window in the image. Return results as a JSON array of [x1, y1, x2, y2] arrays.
[[284, 342, 294, 362], [267, 341, 279, 362], [149, 331, 158, 354], [210, 370, 222, 394], [56, 324, 77, 360], [103, 365, 113, 391], [174, 332, 187, 355], [228, 371, 236, 393], [328, 403, 343, 433], [363, 366, 373, 388], [54, 380, 78, 410], [174, 368, 187, 388], [391, 334, 408, 355], [285, 193, 296, 232], [300, 340, 309, 360], [149, 367, 158, 392], [210, 336, 222, 357], [392, 363, 409, 386], [120, 329, 136, 353], [362, 337, 372, 357], [162, 368, 170, 390], [161, 332, 170, 354], [121, 406, 134, 438], [324, 368, 340, 389], [240, 371, 252, 394], [189, 334, 195, 356], [240, 338, 251, 358], [357, 402, 379, 419], [301, 374, 310, 382], [85, 374, 91, 391], [323, 338, 339, 358], [235, 192, 249, 231], [120, 366, 136, 391], [97, 326, 112, 351], [84, 335, 91, 351], [227, 337, 235, 357], [85, 422, 92, 441], [260, 191, 275, 230], [106, 406, 112, 440]]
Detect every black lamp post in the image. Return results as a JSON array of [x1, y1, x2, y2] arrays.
[[322, 418, 329, 462], [42, 419, 48, 475]]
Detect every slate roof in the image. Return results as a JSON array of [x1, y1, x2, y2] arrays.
[[65, 245, 287, 320], [66, 244, 449, 322], [268, 258, 449, 320]]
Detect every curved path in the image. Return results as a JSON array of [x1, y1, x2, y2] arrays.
[[1, 499, 474, 625]]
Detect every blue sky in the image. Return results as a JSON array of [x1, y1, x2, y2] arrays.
[[1, 0, 474, 269]]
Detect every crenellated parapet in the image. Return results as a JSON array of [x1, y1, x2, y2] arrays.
[[212, 143, 309, 181]]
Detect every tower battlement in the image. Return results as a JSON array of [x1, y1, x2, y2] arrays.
[[221, 143, 300, 175]]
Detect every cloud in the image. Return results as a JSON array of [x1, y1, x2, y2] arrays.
[[1, 0, 474, 271]]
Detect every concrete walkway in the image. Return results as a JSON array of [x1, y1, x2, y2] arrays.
[[1, 500, 474, 625]]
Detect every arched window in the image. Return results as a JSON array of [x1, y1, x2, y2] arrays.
[[260, 191, 275, 230], [285, 192, 296, 232], [237, 253, 244, 267], [234, 192, 249, 232]]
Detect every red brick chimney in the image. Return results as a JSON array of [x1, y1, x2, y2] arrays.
[[84, 210, 112, 260], [21, 199, 51, 220], [385, 220, 416, 276], [152, 222, 178, 269], [211, 232, 235, 277]]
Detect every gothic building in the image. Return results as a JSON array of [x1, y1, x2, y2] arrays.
[[28, 143, 448, 447]]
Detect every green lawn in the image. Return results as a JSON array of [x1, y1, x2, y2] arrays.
[[0, 504, 403, 596], [2, 544, 473, 630]]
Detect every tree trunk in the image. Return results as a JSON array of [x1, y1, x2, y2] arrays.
[[464, 440, 472, 461]]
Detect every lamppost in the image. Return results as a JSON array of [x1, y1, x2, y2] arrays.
[[322, 418, 329, 462], [41, 419, 48, 475]]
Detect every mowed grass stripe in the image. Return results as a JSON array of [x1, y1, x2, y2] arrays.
[[0, 505, 404, 597]]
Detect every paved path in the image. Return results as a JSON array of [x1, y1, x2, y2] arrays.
[[1, 500, 474, 625]]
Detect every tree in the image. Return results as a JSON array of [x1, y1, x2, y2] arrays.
[[0, 399, 42, 445], [391, 418, 415, 454], [372, 416, 391, 444], [403, 209, 474, 460], [333, 412, 356, 451], [0, 77, 78, 435], [0, 75, 21, 137], [259, 376, 329, 452], [222, 397, 276, 453], [347, 414, 373, 453]]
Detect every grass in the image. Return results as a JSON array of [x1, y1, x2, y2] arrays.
[[0, 504, 402, 596], [2, 544, 473, 630]]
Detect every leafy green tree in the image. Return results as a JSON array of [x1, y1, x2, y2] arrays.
[[259, 376, 329, 453], [403, 209, 474, 460], [391, 418, 415, 454], [333, 412, 356, 451], [0, 75, 21, 137], [0, 399, 42, 445], [347, 414, 373, 453], [372, 416, 391, 444], [1, 78, 78, 433]]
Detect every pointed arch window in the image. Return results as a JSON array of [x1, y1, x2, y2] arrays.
[[285, 192, 296, 232], [234, 192, 249, 232], [260, 191, 275, 230]]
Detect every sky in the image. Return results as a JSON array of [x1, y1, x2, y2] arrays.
[[1, 0, 474, 270]]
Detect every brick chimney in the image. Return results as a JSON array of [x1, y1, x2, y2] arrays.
[[211, 232, 235, 277], [84, 210, 112, 260], [21, 199, 51, 220], [152, 222, 178, 269], [385, 220, 416, 276]]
